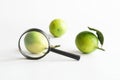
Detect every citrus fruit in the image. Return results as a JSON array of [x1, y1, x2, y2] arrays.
[[75, 31, 98, 54], [24, 31, 48, 54], [49, 19, 67, 37]]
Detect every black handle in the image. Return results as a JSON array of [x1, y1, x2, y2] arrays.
[[50, 48, 80, 60]]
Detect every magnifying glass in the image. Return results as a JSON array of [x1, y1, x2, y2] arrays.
[[18, 28, 80, 60]]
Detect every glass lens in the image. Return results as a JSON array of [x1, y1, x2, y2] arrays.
[[19, 30, 50, 59]]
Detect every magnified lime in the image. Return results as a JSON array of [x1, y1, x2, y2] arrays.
[[24, 31, 48, 54], [75, 31, 98, 54], [49, 19, 67, 37]]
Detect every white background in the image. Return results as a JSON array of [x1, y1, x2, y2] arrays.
[[0, 0, 120, 80]]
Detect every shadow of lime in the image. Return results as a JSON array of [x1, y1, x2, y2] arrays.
[[69, 49, 93, 57]]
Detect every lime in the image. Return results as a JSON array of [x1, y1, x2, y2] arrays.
[[24, 31, 48, 54], [75, 31, 98, 54], [49, 19, 67, 37]]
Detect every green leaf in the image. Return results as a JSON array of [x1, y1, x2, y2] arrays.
[[88, 27, 104, 46]]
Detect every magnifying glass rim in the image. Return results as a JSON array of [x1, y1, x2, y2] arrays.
[[18, 28, 51, 60]]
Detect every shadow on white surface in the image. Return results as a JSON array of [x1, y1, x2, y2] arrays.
[[0, 49, 80, 63]]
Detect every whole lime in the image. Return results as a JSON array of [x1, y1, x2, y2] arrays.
[[24, 31, 48, 54], [49, 19, 67, 37], [75, 31, 98, 54]]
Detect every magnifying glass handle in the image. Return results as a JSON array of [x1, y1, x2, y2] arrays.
[[50, 48, 80, 60]]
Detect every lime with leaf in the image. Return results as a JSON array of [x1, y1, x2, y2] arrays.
[[75, 27, 105, 54]]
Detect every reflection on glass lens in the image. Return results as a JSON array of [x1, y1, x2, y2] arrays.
[[19, 30, 49, 59]]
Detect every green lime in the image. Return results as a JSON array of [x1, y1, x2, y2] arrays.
[[49, 18, 67, 37], [75, 31, 98, 54], [24, 31, 48, 54]]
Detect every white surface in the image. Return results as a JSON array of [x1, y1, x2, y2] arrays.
[[0, 0, 120, 80]]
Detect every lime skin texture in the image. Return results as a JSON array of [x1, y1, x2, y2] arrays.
[[75, 31, 98, 54], [49, 19, 67, 37]]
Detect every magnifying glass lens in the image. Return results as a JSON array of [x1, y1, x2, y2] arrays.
[[19, 30, 49, 59]]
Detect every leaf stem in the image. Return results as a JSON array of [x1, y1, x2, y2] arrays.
[[97, 47, 105, 51]]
